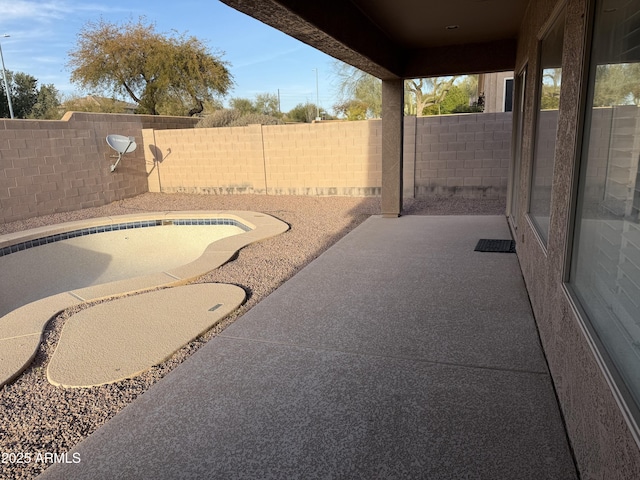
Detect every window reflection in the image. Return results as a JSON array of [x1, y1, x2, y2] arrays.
[[530, 11, 566, 244], [571, 0, 640, 409]]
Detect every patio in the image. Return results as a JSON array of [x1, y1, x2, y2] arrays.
[[36, 211, 577, 479]]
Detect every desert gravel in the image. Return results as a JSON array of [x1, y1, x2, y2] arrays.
[[0, 192, 504, 479]]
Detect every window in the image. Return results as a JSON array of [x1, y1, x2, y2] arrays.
[[504, 78, 514, 112], [529, 10, 566, 245], [570, 0, 640, 414], [510, 69, 526, 229]]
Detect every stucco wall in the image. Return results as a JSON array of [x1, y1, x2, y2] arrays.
[[0, 112, 198, 224], [511, 0, 640, 478]]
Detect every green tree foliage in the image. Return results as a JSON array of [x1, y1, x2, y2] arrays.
[[540, 68, 561, 110], [457, 75, 479, 102], [286, 102, 319, 123], [0, 71, 61, 119], [28, 84, 61, 119], [405, 77, 458, 116], [423, 85, 470, 115], [333, 61, 471, 118], [229, 93, 281, 118], [254, 93, 281, 117], [11, 72, 38, 118], [67, 17, 232, 116], [229, 98, 255, 115], [332, 62, 381, 118], [333, 99, 369, 120], [593, 63, 640, 106]]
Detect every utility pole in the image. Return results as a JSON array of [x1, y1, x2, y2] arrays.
[[312, 68, 320, 121], [0, 34, 14, 119]]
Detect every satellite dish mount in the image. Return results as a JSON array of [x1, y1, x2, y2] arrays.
[[106, 135, 137, 172]]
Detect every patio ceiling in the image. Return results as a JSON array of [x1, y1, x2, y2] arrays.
[[220, 0, 529, 79]]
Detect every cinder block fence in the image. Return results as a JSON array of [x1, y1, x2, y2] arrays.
[[0, 112, 198, 224], [1, 111, 512, 224], [144, 113, 513, 198]]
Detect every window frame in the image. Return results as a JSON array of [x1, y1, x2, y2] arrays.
[[507, 66, 527, 232], [527, 6, 567, 249], [563, 0, 640, 446]]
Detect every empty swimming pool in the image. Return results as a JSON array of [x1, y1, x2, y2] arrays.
[[0, 212, 288, 318], [0, 211, 289, 388]]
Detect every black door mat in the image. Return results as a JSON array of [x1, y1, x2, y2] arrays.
[[474, 239, 516, 253]]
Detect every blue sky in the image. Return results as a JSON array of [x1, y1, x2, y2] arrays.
[[0, 0, 343, 113]]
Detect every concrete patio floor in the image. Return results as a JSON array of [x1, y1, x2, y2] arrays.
[[38, 215, 578, 479]]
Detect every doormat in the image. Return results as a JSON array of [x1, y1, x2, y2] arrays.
[[474, 239, 516, 253]]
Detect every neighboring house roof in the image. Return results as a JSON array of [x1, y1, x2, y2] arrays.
[[63, 95, 138, 114]]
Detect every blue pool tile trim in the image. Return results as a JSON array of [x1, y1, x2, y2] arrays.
[[0, 218, 251, 258]]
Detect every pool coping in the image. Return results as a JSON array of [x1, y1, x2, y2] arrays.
[[0, 211, 289, 388]]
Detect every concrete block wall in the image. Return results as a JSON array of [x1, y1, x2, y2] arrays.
[[263, 120, 382, 196], [412, 112, 512, 198], [146, 114, 511, 199], [146, 120, 383, 196], [144, 124, 266, 195], [2, 111, 511, 224], [0, 112, 198, 224]]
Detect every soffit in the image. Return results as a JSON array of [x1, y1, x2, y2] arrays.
[[220, 0, 530, 78], [349, 0, 528, 48]]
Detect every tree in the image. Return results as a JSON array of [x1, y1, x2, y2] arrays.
[[229, 98, 256, 115], [254, 93, 281, 117], [67, 17, 233, 116], [405, 77, 458, 116], [333, 99, 369, 120], [422, 85, 469, 115], [28, 84, 61, 119], [592, 63, 640, 107], [333, 61, 381, 118], [229, 93, 281, 118], [333, 61, 468, 118], [286, 102, 318, 123], [0, 71, 60, 119], [541, 68, 561, 110]]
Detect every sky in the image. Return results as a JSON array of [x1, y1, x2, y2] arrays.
[[0, 0, 344, 113]]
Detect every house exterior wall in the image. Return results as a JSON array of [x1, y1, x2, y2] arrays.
[[511, 0, 640, 477], [0, 112, 198, 224], [480, 71, 515, 113]]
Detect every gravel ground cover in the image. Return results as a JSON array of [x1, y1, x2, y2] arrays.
[[0, 193, 504, 479]]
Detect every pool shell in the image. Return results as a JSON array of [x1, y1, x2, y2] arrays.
[[0, 211, 289, 387]]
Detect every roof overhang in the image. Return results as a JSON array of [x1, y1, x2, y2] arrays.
[[220, 0, 528, 78]]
